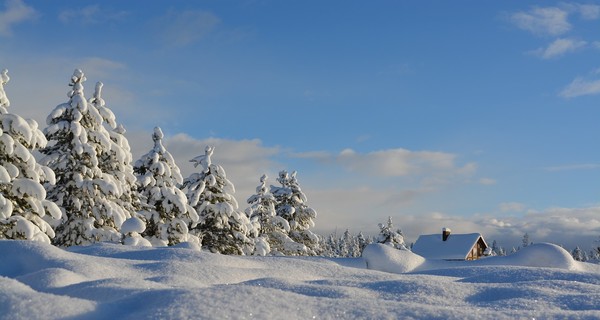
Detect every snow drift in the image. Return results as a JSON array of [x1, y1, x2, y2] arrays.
[[0, 240, 599, 319]]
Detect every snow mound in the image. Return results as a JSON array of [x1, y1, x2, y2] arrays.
[[16, 268, 89, 291], [121, 217, 145, 234], [481, 243, 578, 270], [362, 243, 425, 273]]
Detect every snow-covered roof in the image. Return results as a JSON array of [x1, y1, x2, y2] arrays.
[[412, 233, 486, 260]]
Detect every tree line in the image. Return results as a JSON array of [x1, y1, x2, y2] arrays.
[[0, 69, 325, 256]]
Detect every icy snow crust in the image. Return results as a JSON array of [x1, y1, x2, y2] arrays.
[[1, 241, 599, 319]]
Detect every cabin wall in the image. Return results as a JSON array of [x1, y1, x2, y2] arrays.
[[466, 238, 488, 260]]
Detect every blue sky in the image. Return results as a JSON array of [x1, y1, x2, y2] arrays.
[[1, 0, 600, 250]]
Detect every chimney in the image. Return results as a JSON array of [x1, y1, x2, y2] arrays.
[[442, 227, 451, 241]]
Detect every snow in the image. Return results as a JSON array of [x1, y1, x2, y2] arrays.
[[0, 240, 598, 319], [121, 217, 146, 234]]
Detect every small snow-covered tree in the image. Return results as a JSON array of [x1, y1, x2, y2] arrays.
[[246, 174, 304, 255], [121, 216, 151, 247], [571, 246, 584, 261], [319, 233, 339, 257], [0, 69, 62, 243], [377, 216, 408, 250], [134, 127, 199, 246], [183, 146, 256, 255], [357, 231, 373, 254], [522, 233, 531, 248], [41, 70, 132, 246], [271, 170, 319, 255]]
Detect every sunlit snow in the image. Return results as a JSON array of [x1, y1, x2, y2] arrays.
[[1, 240, 599, 319]]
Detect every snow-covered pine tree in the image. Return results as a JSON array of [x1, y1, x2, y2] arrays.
[[246, 174, 304, 256], [571, 246, 584, 261], [89, 82, 140, 218], [522, 233, 531, 248], [338, 229, 353, 257], [319, 233, 339, 257], [377, 216, 409, 250], [40, 69, 130, 246], [357, 231, 373, 254], [271, 170, 320, 255], [133, 127, 199, 246], [0, 69, 62, 243], [183, 146, 256, 255]]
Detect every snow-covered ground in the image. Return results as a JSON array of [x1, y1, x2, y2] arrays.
[[1, 241, 599, 319]]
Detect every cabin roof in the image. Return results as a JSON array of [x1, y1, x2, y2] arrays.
[[412, 233, 486, 260]]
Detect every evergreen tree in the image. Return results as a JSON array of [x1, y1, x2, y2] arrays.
[[357, 231, 372, 255], [134, 127, 199, 246], [40, 69, 129, 246], [271, 170, 319, 255], [89, 82, 140, 217], [320, 233, 339, 257], [183, 146, 256, 254], [590, 249, 600, 262], [245, 174, 304, 255], [0, 69, 62, 243], [377, 216, 408, 250], [571, 246, 584, 261], [522, 233, 531, 248], [497, 246, 506, 256]]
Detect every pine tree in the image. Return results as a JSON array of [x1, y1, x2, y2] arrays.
[[377, 216, 408, 250], [40, 69, 130, 246], [571, 246, 584, 261], [320, 233, 339, 257], [89, 82, 140, 217], [357, 231, 372, 255], [134, 127, 199, 246], [522, 233, 531, 248], [245, 174, 304, 256], [271, 170, 319, 255], [183, 146, 256, 254], [0, 69, 62, 243]]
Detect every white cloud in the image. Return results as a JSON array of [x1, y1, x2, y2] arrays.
[[562, 3, 600, 20], [156, 10, 220, 46], [510, 6, 571, 36], [0, 0, 36, 37], [531, 38, 587, 59], [479, 178, 497, 185], [560, 74, 600, 98], [297, 148, 474, 178]]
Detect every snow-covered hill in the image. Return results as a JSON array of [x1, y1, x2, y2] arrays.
[[1, 240, 599, 319]]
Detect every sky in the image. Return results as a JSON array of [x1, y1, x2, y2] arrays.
[[1, 0, 600, 250]]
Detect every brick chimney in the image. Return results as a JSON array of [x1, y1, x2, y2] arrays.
[[442, 227, 451, 241]]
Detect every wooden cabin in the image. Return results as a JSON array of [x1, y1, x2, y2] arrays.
[[411, 228, 489, 261]]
